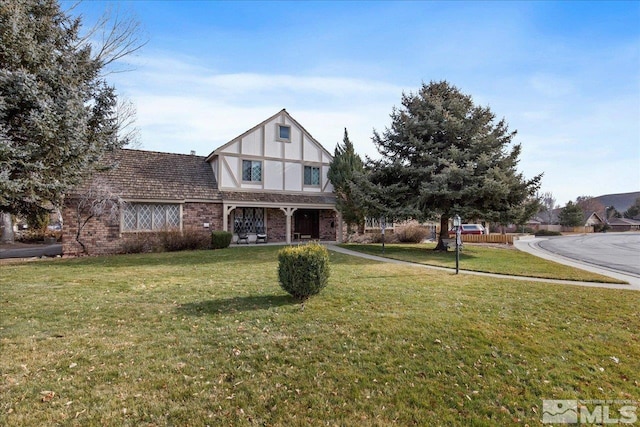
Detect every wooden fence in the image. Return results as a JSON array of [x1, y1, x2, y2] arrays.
[[460, 234, 516, 244]]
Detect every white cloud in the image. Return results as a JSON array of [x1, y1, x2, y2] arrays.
[[112, 54, 403, 157], [109, 43, 638, 206]]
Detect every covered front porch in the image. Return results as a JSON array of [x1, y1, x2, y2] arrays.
[[222, 202, 341, 244]]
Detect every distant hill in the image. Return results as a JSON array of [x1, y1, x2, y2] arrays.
[[593, 191, 640, 213]]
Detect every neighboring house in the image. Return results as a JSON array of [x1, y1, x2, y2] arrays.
[[531, 209, 603, 230], [583, 211, 604, 227], [61, 109, 339, 255], [607, 217, 640, 232]]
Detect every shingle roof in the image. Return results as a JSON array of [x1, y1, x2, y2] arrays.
[[608, 217, 640, 226], [73, 149, 221, 201], [222, 191, 335, 205]]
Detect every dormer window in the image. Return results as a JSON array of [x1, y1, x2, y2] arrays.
[[277, 124, 291, 142]]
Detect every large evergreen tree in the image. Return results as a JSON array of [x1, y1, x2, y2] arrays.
[[328, 129, 365, 234], [558, 201, 584, 227], [367, 81, 542, 250], [0, 0, 141, 225]]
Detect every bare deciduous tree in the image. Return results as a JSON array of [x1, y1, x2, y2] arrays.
[[74, 178, 124, 255], [540, 192, 557, 224]]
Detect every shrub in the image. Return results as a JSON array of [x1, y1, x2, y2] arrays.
[[158, 229, 209, 252], [278, 242, 330, 301], [120, 233, 160, 254], [211, 230, 232, 249], [348, 231, 398, 244], [395, 224, 429, 243], [534, 229, 562, 237]]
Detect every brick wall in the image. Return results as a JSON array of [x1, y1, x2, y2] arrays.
[[62, 199, 223, 256], [319, 209, 337, 241], [266, 208, 286, 242]]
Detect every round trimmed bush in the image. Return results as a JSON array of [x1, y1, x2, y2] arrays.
[[277, 242, 330, 301], [211, 230, 233, 249]]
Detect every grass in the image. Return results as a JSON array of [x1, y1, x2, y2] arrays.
[[1, 246, 638, 426], [341, 243, 626, 283]]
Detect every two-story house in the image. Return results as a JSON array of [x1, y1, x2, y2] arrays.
[[61, 109, 339, 256]]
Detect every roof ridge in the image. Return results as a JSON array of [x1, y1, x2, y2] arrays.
[[119, 147, 207, 160]]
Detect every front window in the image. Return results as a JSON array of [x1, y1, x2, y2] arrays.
[[123, 203, 180, 231], [304, 166, 320, 186], [233, 208, 265, 233], [242, 160, 262, 182]]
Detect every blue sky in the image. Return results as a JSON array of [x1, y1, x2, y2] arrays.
[[67, 1, 640, 206]]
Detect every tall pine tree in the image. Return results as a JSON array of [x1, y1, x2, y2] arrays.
[[328, 129, 365, 234], [558, 201, 585, 227], [367, 81, 542, 250]]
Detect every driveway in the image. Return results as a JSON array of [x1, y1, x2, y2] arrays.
[[0, 242, 62, 259]]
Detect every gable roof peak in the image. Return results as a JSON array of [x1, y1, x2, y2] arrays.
[[205, 109, 332, 162]]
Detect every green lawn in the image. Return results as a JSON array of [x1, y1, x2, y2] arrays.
[[341, 243, 626, 283], [1, 247, 638, 426]]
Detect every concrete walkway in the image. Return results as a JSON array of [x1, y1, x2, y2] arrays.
[[326, 242, 640, 292]]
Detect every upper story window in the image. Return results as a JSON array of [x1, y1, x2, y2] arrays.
[[277, 124, 291, 142], [304, 165, 321, 186], [122, 203, 181, 231], [242, 160, 262, 182]]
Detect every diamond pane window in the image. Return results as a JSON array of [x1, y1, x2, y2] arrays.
[[234, 208, 265, 233], [154, 205, 166, 229], [121, 203, 181, 231], [242, 160, 262, 182], [304, 166, 321, 186], [123, 204, 136, 230], [167, 205, 180, 228], [242, 160, 252, 181], [138, 205, 152, 230], [252, 162, 261, 182]]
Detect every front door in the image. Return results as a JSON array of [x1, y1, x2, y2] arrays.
[[294, 210, 319, 239]]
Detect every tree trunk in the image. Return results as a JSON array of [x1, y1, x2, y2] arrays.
[[433, 214, 449, 251], [1, 212, 15, 244]]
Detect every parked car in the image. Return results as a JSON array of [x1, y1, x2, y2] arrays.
[[449, 224, 485, 235]]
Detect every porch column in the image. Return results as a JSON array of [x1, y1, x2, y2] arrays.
[[279, 207, 297, 244], [223, 204, 236, 233]]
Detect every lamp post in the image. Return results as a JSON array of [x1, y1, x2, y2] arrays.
[[453, 214, 461, 274], [380, 216, 386, 254]]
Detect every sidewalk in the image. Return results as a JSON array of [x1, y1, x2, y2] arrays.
[[326, 243, 640, 292]]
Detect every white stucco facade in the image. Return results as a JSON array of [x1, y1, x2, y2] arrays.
[[208, 109, 334, 194], [205, 109, 340, 244]]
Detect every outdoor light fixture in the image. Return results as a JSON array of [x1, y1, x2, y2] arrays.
[[453, 214, 461, 274], [453, 214, 461, 228]]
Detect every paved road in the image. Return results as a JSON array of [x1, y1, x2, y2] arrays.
[[537, 233, 640, 276], [0, 243, 62, 259]]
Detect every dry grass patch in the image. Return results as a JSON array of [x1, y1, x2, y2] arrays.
[[1, 247, 638, 426]]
